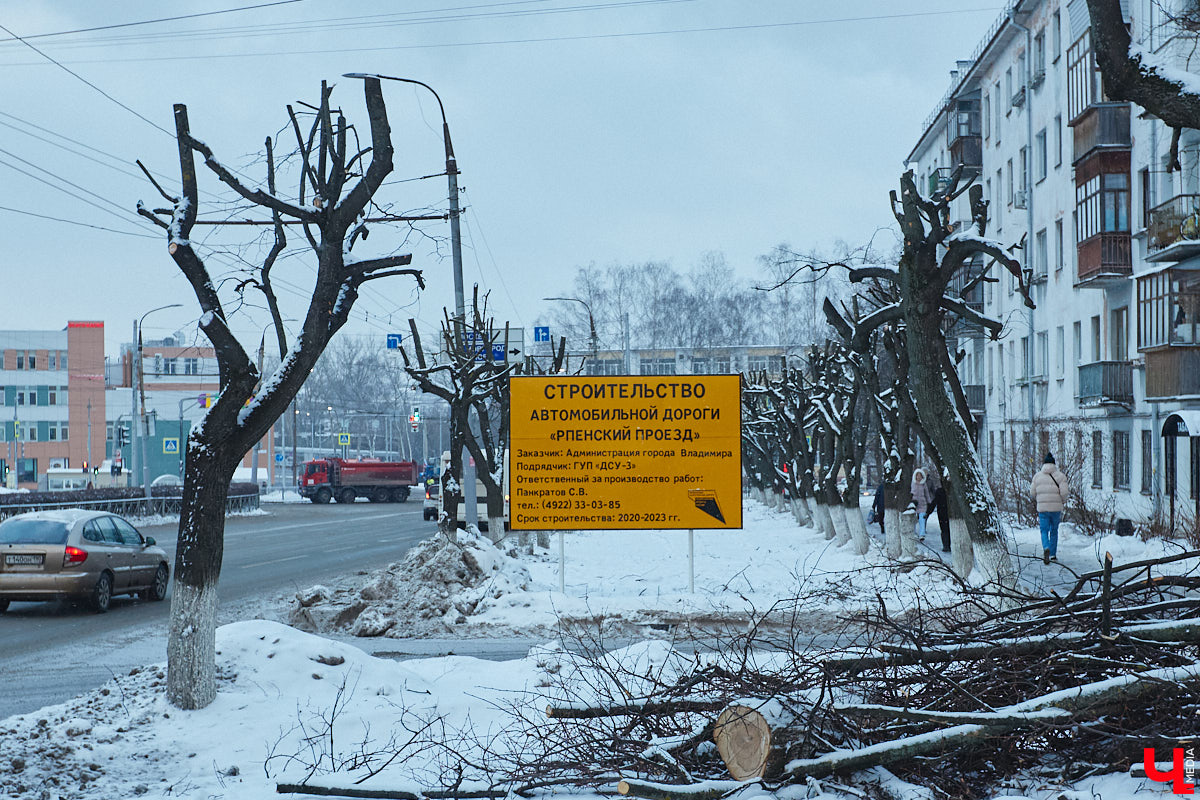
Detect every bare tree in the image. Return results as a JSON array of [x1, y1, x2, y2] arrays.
[[137, 79, 423, 709]]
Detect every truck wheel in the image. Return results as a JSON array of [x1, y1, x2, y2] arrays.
[[337, 489, 356, 504], [370, 488, 388, 503], [313, 487, 332, 504], [392, 486, 410, 503]]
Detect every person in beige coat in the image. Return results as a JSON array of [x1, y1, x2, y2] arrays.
[[1031, 453, 1069, 564]]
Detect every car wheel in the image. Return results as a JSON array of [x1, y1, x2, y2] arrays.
[[91, 572, 113, 613], [370, 488, 388, 503], [337, 489, 356, 504], [0, 599, 9, 613], [146, 564, 169, 601], [313, 487, 332, 504], [395, 486, 410, 503]]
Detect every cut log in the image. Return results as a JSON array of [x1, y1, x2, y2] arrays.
[[712, 705, 772, 781]]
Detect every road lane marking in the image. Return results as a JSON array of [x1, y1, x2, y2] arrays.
[[239, 554, 307, 568], [222, 512, 411, 537]]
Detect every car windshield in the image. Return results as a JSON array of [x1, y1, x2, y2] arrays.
[[305, 463, 322, 476], [0, 519, 71, 545]]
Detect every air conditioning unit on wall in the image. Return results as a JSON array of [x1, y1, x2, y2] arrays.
[[1013, 190, 1028, 209]]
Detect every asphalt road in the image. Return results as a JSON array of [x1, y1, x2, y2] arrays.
[[0, 500, 436, 720]]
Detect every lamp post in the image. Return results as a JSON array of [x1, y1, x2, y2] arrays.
[[343, 72, 477, 525], [136, 303, 182, 498], [545, 296, 598, 367]]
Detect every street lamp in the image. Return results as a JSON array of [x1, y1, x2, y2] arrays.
[[343, 71, 477, 525], [545, 296, 599, 364], [135, 303, 182, 498]]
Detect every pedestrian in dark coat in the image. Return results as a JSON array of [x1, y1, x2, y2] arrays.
[[926, 469, 951, 553], [868, 483, 885, 534]]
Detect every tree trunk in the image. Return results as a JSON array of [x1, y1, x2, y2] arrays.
[[829, 502, 850, 547], [844, 498, 870, 555], [487, 516, 504, 543], [884, 502, 902, 559], [813, 499, 835, 540], [950, 517, 974, 578], [901, 251, 1015, 586], [167, 446, 237, 710], [900, 507, 918, 559], [774, 491, 787, 513]]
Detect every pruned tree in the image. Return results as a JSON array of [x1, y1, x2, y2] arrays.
[[137, 79, 424, 709], [832, 170, 1031, 587], [401, 288, 530, 541]]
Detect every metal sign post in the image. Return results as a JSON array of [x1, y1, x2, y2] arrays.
[[689, 529, 694, 594], [559, 531, 565, 594]]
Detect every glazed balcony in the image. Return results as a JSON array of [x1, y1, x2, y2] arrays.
[[1071, 103, 1130, 164], [1077, 361, 1134, 406]]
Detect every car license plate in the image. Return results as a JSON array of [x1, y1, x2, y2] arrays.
[[5, 554, 44, 566]]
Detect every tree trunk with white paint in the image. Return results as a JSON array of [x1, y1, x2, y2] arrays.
[[884, 507, 902, 559], [950, 517, 974, 578], [829, 503, 851, 547]]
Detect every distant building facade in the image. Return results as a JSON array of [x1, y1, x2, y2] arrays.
[[0, 322, 106, 488]]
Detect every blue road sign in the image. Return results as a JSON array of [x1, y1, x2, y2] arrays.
[[386, 333, 403, 349], [492, 344, 506, 361], [533, 326, 550, 342], [275, 453, 284, 463], [162, 437, 180, 455]]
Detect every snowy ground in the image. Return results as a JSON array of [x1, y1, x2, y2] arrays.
[[1, 496, 1188, 800], [260, 489, 305, 504]]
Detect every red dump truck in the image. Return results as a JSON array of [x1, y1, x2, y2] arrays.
[[299, 457, 419, 504]]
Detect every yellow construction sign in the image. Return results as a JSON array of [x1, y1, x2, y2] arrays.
[[509, 375, 742, 530]]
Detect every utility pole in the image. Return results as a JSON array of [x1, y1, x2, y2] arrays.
[[290, 401, 298, 490], [86, 398, 92, 473], [139, 327, 152, 498], [250, 335, 264, 488], [131, 323, 139, 486]]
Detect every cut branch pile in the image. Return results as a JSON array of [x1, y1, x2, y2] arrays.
[[529, 550, 1200, 799]]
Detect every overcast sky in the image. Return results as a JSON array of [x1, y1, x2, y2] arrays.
[[0, 1, 1001, 357]]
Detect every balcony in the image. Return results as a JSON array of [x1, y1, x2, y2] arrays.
[[1076, 232, 1132, 287], [1146, 346, 1200, 399], [964, 384, 985, 413], [1072, 103, 1130, 164], [950, 135, 982, 170], [1147, 194, 1200, 262], [1077, 361, 1134, 406]]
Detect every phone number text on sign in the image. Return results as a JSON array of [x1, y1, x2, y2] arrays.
[[508, 375, 742, 531]]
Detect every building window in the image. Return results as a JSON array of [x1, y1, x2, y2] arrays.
[[1140, 167, 1151, 229], [1055, 219, 1064, 273], [1052, 10, 1061, 62], [48, 352, 56, 370], [1033, 31, 1046, 81], [1141, 429, 1154, 494], [1113, 431, 1130, 490], [1037, 331, 1048, 378], [1091, 315, 1102, 361], [164, 358, 178, 375], [48, 425, 57, 442], [48, 386, 56, 405], [994, 82, 1002, 139], [1035, 229, 1048, 278], [16, 354, 23, 370], [587, 358, 623, 376], [1056, 326, 1065, 377], [59, 424, 69, 442], [1035, 129, 1047, 181], [59, 352, 67, 371], [1102, 173, 1129, 231], [1019, 147, 1028, 194], [1006, 67, 1013, 110], [639, 358, 675, 376], [59, 386, 67, 405], [184, 358, 199, 375], [1112, 306, 1128, 361], [1073, 321, 1082, 367], [983, 94, 990, 139], [28, 424, 37, 442], [27, 353, 35, 370], [1092, 430, 1103, 488], [1055, 114, 1063, 167]]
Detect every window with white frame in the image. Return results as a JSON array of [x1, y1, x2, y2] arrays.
[[1035, 129, 1047, 181]]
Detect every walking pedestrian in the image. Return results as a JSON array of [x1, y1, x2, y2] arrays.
[[1031, 452, 1070, 564], [910, 468, 933, 541], [927, 469, 951, 553], [868, 482, 885, 535]]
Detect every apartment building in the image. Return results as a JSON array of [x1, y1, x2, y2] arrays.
[[0, 322, 106, 488], [109, 333, 275, 486], [908, 0, 1199, 525]]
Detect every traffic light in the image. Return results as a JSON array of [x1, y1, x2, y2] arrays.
[[409, 405, 420, 432], [116, 421, 130, 447]]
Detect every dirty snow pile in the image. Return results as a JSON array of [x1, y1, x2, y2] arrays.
[[290, 528, 537, 637]]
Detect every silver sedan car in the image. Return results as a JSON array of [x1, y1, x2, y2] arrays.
[[0, 509, 169, 613]]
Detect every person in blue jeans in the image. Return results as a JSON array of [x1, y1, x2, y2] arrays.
[[910, 468, 933, 541], [1030, 453, 1070, 564]]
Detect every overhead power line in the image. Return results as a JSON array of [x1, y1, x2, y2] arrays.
[[0, 0, 309, 42]]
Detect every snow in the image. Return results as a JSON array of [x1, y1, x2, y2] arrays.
[[2, 495, 1192, 799]]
